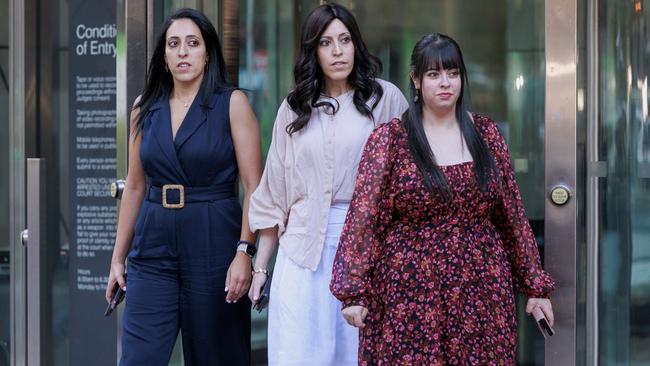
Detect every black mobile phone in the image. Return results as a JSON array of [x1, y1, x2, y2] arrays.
[[253, 272, 272, 313], [253, 292, 268, 312], [104, 274, 127, 317], [532, 307, 555, 338]]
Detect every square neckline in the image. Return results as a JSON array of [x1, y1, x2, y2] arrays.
[[438, 160, 474, 168]]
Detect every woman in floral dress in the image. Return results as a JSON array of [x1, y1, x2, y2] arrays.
[[330, 33, 556, 365]]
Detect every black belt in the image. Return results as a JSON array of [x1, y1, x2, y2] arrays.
[[146, 184, 236, 209]]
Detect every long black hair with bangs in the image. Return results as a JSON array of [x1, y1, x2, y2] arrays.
[[132, 8, 231, 136], [403, 33, 497, 197], [285, 3, 384, 135]]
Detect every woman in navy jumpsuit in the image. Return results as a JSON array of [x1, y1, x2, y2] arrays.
[[105, 8, 262, 365]]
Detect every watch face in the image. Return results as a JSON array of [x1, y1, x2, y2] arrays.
[[245, 245, 257, 257]]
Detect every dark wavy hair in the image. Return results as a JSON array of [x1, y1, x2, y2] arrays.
[[285, 3, 384, 135], [403, 33, 497, 197], [132, 8, 231, 135]]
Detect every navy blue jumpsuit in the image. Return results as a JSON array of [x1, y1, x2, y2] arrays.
[[120, 89, 251, 365]]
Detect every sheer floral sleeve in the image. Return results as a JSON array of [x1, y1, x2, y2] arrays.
[[481, 116, 556, 298], [330, 119, 399, 308]]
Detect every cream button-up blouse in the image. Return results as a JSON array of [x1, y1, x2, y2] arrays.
[[249, 79, 408, 270]]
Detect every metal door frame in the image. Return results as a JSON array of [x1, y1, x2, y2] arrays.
[[585, 0, 599, 364], [9, 0, 34, 364], [545, 0, 579, 365], [10, 0, 53, 363]]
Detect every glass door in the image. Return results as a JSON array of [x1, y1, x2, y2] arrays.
[[8, 0, 121, 364], [594, 1, 650, 364], [240, 0, 579, 365]]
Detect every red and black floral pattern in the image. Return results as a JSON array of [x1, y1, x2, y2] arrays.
[[330, 115, 555, 365]]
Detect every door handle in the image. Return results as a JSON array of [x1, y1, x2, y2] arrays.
[[110, 179, 126, 200]]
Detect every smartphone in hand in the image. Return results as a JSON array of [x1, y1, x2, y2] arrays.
[[532, 306, 555, 338], [104, 273, 127, 317], [253, 272, 272, 313]]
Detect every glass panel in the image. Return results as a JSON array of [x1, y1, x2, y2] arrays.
[[242, 0, 547, 364], [39, 0, 121, 364], [503, 4, 547, 365], [0, 0, 9, 363], [598, 1, 650, 365], [238, 1, 297, 363], [37, 0, 72, 364], [153, 1, 220, 47], [239, 0, 296, 156], [47, 0, 121, 364]]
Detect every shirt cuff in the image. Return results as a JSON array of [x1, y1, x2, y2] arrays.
[[341, 296, 368, 309]]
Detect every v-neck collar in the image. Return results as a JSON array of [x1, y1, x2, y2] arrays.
[[147, 93, 188, 186], [148, 89, 216, 185], [170, 87, 212, 150]]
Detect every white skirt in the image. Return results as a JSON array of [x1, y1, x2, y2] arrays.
[[268, 203, 358, 366]]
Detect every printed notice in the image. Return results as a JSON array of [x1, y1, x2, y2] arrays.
[[68, 0, 118, 364]]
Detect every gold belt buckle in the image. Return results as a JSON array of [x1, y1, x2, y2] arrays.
[[162, 184, 184, 209]]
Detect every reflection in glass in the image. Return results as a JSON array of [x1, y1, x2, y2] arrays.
[[598, 1, 650, 365]]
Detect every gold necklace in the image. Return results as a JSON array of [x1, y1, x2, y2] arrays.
[[175, 93, 197, 108]]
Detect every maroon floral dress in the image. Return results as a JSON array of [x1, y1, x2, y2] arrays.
[[330, 115, 555, 365]]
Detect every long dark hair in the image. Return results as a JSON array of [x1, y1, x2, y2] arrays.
[[133, 8, 231, 135], [403, 33, 497, 197], [286, 3, 384, 135]]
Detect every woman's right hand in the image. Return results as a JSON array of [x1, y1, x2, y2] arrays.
[[105, 261, 126, 304], [342, 305, 368, 328], [248, 272, 267, 304]]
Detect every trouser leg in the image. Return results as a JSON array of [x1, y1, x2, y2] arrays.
[[179, 253, 251, 365], [120, 257, 179, 366]]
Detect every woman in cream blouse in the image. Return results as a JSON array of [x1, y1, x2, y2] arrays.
[[247, 3, 407, 366]]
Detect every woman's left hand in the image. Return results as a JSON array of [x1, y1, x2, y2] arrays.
[[526, 297, 554, 327], [225, 252, 252, 303]]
